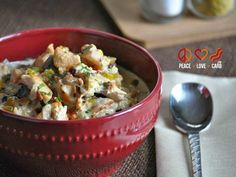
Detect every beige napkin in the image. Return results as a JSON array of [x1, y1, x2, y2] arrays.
[[155, 71, 236, 177]]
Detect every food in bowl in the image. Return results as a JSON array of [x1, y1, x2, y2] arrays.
[[0, 43, 149, 120], [0, 28, 162, 177]]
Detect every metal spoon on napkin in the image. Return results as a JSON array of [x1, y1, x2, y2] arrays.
[[169, 83, 213, 177]]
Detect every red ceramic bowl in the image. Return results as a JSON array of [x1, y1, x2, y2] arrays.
[[0, 28, 162, 177]]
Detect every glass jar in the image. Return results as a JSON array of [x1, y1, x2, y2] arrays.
[[188, 0, 235, 19], [139, 0, 187, 23]]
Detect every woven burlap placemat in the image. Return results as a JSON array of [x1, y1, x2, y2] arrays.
[[0, 0, 235, 177]]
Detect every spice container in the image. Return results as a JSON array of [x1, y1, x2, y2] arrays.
[[188, 0, 235, 19], [139, 0, 187, 23]]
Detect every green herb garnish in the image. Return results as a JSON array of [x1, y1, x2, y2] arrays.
[[78, 63, 92, 75], [38, 83, 45, 90], [54, 97, 62, 102], [40, 91, 51, 96], [26, 67, 42, 75], [43, 69, 55, 79], [85, 109, 91, 114]]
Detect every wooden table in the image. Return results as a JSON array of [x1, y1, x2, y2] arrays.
[[0, 0, 235, 176]]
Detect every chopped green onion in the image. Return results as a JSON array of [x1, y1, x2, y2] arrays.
[[40, 91, 51, 96], [77, 63, 92, 75], [102, 73, 119, 80], [38, 83, 45, 90], [43, 69, 55, 79], [26, 67, 42, 75], [54, 97, 62, 102]]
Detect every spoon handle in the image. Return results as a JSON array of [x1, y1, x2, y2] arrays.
[[188, 133, 202, 177]]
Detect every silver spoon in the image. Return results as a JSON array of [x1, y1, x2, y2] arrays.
[[169, 83, 213, 177]]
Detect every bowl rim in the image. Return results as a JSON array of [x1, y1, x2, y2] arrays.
[[0, 27, 162, 124]]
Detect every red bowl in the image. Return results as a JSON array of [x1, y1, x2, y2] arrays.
[[0, 28, 162, 177]]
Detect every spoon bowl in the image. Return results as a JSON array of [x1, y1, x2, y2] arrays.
[[170, 83, 213, 133], [170, 82, 213, 177]]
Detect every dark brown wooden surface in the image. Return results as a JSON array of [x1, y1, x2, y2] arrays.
[[0, 0, 235, 177]]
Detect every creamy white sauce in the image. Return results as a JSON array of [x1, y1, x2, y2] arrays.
[[119, 66, 150, 102]]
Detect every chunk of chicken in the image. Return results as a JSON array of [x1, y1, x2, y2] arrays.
[[10, 68, 25, 83], [20, 75, 52, 103], [76, 96, 117, 119], [104, 82, 127, 102], [38, 104, 52, 120], [62, 73, 84, 86], [91, 98, 118, 117], [83, 74, 105, 96], [81, 44, 103, 70], [34, 44, 54, 67], [0, 63, 10, 79], [38, 102, 68, 120], [53, 46, 81, 72], [76, 94, 87, 111], [56, 75, 80, 108], [61, 85, 77, 105], [81, 44, 118, 72], [73, 63, 95, 78], [51, 102, 68, 120]]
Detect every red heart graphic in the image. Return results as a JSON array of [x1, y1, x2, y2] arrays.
[[194, 48, 208, 61]]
